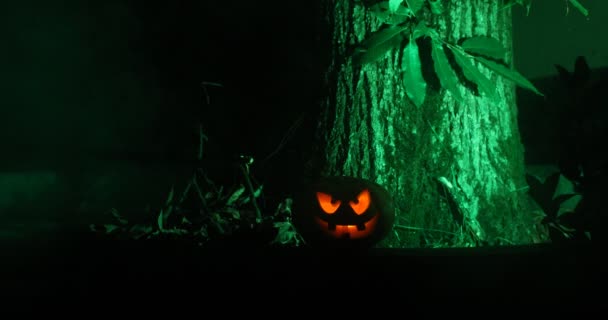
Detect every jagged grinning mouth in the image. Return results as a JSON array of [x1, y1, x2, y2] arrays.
[[314, 214, 378, 239]]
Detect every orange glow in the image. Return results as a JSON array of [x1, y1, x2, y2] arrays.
[[314, 215, 378, 239], [349, 189, 370, 215], [316, 192, 341, 214]]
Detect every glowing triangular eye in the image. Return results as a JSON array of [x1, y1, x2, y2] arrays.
[[349, 189, 370, 215], [316, 192, 341, 214]]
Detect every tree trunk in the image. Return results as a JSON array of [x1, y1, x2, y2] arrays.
[[315, 0, 548, 247]]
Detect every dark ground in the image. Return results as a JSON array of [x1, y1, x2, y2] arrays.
[[2, 225, 606, 309]]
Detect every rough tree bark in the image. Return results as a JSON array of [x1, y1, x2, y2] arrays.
[[314, 0, 548, 247]]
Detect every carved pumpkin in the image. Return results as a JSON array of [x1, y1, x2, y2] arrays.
[[293, 176, 395, 248]]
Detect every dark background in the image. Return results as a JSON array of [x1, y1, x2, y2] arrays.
[[1, 0, 324, 227], [0, 0, 606, 237]]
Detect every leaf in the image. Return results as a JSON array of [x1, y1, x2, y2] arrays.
[[402, 37, 427, 107], [130, 224, 153, 234], [198, 225, 209, 238], [557, 194, 582, 217], [165, 186, 175, 206], [224, 207, 241, 220], [389, 0, 404, 13], [369, 10, 410, 25], [473, 56, 543, 96], [359, 25, 409, 50], [254, 185, 263, 198], [226, 185, 245, 205], [412, 21, 432, 39], [156, 187, 175, 232], [241, 185, 264, 204], [157, 208, 165, 231], [272, 221, 304, 246], [111, 208, 129, 225], [405, 0, 425, 13], [553, 174, 577, 199], [355, 25, 408, 65], [428, 0, 443, 14], [568, 0, 589, 17], [211, 213, 226, 234], [431, 40, 462, 101], [274, 198, 293, 216], [104, 224, 120, 233], [526, 172, 561, 217], [525, 164, 561, 185], [451, 47, 499, 103], [368, 2, 413, 25], [461, 37, 507, 60]]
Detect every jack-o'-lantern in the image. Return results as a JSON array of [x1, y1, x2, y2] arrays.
[[293, 176, 395, 248]]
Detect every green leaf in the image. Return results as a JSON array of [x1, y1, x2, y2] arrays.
[[461, 37, 507, 60], [568, 0, 589, 17], [110, 208, 129, 225], [451, 47, 499, 103], [412, 21, 432, 39], [157, 206, 173, 232], [157, 208, 165, 231], [225, 207, 241, 219], [370, 1, 413, 16], [557, 194, 582, 218], [130, 224, 153, 235], [369, 1, 413, 24], [165, 186, 175, 206], [104, 224, 120, 233], [405, 0, 425, 13], [428, 0, 443, 14], [360, 25, 408, 49], [254, 185, 263, 198], [355, 25, 408, 65], [474, 56, 543, 96], [431, 40, 462, 101], [226, 185, 245, 205], [553, 174, 577, 198], [402, 37, 427, 107], [389, 0, 404, 13], [370, 11, 410, 25]]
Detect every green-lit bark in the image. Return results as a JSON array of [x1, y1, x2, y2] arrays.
[[315, 0, 548, 247]]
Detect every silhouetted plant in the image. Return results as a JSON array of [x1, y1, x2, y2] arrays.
[[90, 85, 304, 247], [526, 169, 588, 243]]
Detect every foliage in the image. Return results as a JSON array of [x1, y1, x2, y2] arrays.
[[90, 126, 304, 248], [525, 168, 589, 242], [354, 0, 589, 107]]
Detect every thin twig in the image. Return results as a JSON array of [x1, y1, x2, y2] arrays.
[[240, 162, 262, 223], [178, 178, 194, 206], [200, 81, 223, 105], [198, 124, 208, 161], [192, 176, 210, 212], [260, 112, 306, 165]]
